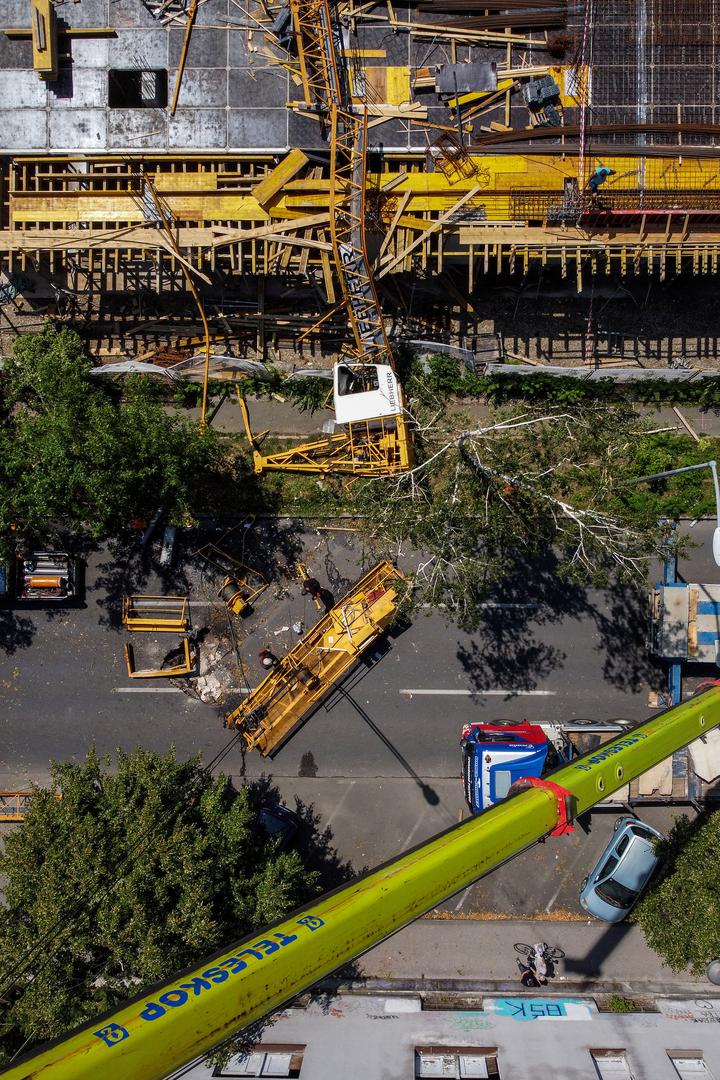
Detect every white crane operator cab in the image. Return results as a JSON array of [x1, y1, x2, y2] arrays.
[[333, 363, 402, 425]]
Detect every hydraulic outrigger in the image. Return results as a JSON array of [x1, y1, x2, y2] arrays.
[[7, 683, 720, 1080]]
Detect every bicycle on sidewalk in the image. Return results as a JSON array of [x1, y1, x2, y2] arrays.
[[514, 941, 565, 987]]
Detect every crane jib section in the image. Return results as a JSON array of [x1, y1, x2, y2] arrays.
[[6, 685, 720, 1080]]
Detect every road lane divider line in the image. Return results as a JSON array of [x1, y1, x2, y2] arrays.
[[113, 687, 257, 695], [324, 780, 357, 828], [399, 689, 557, 697], [113, 687, 183, 693]]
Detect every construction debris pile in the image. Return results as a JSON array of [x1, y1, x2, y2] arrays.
[[1, 0, 720, 370]]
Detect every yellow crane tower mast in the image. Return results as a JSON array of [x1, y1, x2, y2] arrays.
[[239, 0, 412, 477]]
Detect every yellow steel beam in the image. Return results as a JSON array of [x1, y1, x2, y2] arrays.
[[253, 148, 311, 208], [169, 0, 198, 116], [29, 0, 57, 80]]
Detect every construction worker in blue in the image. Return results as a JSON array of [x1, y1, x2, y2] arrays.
[[588, 166, 616, 195]]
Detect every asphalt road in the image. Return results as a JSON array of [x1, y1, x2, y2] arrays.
[[1, 520, 715, 916]]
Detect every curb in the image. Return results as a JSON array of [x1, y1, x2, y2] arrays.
[[313, 976, 712, 996]]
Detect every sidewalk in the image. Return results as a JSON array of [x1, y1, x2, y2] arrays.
[[181, 395, 720, 440], [182, 395, 335, 436], [345, 917, 707, 995]]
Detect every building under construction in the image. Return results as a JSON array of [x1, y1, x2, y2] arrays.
[[2, 0, 720, 365]]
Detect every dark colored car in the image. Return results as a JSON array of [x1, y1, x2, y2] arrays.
[[256, 803, 300, 851]]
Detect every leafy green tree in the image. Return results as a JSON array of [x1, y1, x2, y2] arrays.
[[331, 355, 720, 629], [0, 325, 221, 542], [634, 812, 720, 974], [0, 749, 321, 1064]]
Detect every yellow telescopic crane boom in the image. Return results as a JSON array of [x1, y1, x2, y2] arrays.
[[4, 685, 720, 1080]]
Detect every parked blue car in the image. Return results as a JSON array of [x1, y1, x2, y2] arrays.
[[579, 816, 664, 922]]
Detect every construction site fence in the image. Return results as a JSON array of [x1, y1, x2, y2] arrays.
[[485, 364, 720, 383]]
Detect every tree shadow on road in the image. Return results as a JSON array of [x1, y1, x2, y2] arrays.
[[93, 532, 154, 631], [453, 549, 665, 698], [0, 609, 36, 654], [243, 774, 356, 894], [592, 578, 667, 693], [457, 630, 566, 693], [454, 551, 580, 691]]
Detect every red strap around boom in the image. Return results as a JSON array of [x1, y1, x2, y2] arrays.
[[509, 777, 575, 835]]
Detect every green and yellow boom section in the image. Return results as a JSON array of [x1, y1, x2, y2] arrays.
[[225, 560, 407, 755], [6, 685, 720, 1080]]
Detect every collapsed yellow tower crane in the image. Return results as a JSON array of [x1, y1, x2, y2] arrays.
[[240, 0, 412, 477]]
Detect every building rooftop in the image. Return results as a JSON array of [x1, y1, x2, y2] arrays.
[[0, 0, 297, 152], [173, 991, 720, 1080], [0, 0, 569, 154], [2, 0, 720, 154]]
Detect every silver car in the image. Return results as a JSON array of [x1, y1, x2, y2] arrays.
[[579, 816, 664, 922]]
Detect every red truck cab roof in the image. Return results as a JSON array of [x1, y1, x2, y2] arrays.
[[462, 721, 547, 745]]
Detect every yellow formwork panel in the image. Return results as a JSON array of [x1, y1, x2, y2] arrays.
[[10, 154, 720, 232], [253, 148, 310, 207], [153, 173, 220, 192], [9, 194, 269, 226], [159, 196, 270, 221], [10, 197, 146, 224], [386, 66, 411, 105]]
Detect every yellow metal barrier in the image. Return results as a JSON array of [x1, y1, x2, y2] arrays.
[[121, 595, 190, 633], [0, 792, 32, 822], [0, 792, 61, 822], [226, 560, 408, 754], [7, 686, 720, 1080], [124, 638, 194, 679]]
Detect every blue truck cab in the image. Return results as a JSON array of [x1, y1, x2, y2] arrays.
[[462, 720, 569, 814]]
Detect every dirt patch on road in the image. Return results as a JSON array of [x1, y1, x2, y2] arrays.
[[425, 909, 587, 922]]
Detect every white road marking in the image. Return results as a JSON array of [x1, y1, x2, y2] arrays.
[[113, 687, 183, 694], [113, 687, 256, 694], [477, 602, 541, 610], [544, 843, 589, 913], [454, 885, 474, 911], [400, 808, 428, 851], [324, 780, 357, 828], [399, 689, 557, 697], [419, 602, 540, 610]]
